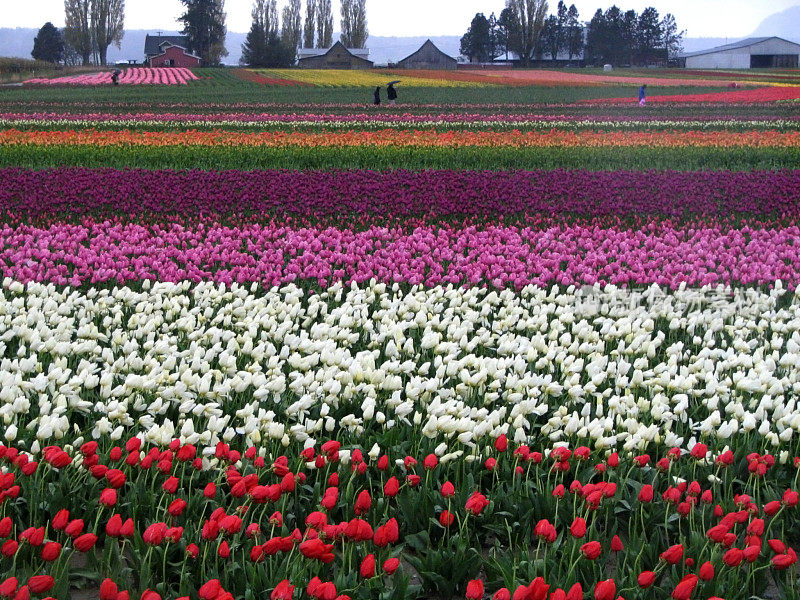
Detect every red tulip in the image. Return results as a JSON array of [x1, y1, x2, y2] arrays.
[[299, 538, 335, 563], [360, 554, 376, 579], [569, 517, 586, 538], [526, 577, 549, 600], [493, 589, 511, 600], [198, 580, 221, 600], [768, 539, 787, 554], [186, 543, 200, 559], [11, 586, 28, 600], [74, 533, 98, 552], [466, 580, 484, 600], [64, 520, 84, 538], [105, 469, 126, 488], [637, 571, 656, 588], [698, 561, 715, 581], [383, 557, 400, 574], [354, 490, 372, 515], [441, 481, 455, 498], [140, 590, 161, 600], [638, 484, 654, 503], [218, 541, 230, 558], [142, 523, 167, 546], [21, 526, 45, 546], [565, 583, 583, 600], [423, 454, 438, 470], [465, 491, 489, 516], [580, 541, 601, 560], [495, 434, 508, 452], [27, 576, 53, 594], [271, 580, 295, 600], [0, 578, 18, 599], [610, 535, 623, 552], [660, 544, 684, 565], [384, 477, 400, 497], [99, 579, 118, 600], [51, 510, 69, 531], [40, 542, 61, 562], [99, 488, 117, 507], [1, 540, 18, 557], [594, 579, 615, 600], [671, 574, 698, 600], [723, 548, 744, 567], [439, 510, 455, 527]]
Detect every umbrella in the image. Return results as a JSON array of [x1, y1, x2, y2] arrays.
[[387, 80, 401, 85], [113, 69, 122, 75]]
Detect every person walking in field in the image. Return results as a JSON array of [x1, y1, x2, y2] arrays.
[[638, 84, 647, 106], [387, 83, 398, 106], [373, 86, 381, 106]]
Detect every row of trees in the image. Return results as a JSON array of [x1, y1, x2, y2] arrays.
[[585, 6, 684, 66], [63, 0, 125, 66], [186, 0, 367, 68], [461, 0, 684, 67]]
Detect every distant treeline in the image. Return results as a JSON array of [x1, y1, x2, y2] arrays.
[[461, 1, 684, 66]]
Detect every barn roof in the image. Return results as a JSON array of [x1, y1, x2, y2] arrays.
[[145, 35, 190, 57], [679, 37, 800, 58], [298, 42, 370, 60], [298, 41, 373, 65], [397, 40, 457, 64]]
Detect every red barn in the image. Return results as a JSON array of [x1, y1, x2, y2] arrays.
[[144, 35, 201, 68]]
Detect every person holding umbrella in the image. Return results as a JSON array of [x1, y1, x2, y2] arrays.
[[387, 81, 399, 106], [111, 69, 121, 86]]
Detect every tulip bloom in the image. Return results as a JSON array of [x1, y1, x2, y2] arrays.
[[466, 579, 484, 600], [637, 571, 656, 588], [73, 533, 98, 552], [99, 579, 118, 600], [27, 576, 54, 594], [465, 491, 489, 516], [354, 490, 372, 515], [570, 518, 586, 538], [383, 557, 400, 574], [360, 554, 376, 579], [441, 481, 455, 498], [660, 544, 684, 565], [40, 542, 61, 562], [594, 580, 615, 600], [580, 541, 601, 560], [271, 580, 295, 600], [671, 575, 698, 600], [384, 477, 400, 497]]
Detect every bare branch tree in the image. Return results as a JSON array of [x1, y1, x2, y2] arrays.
[[316, 0, 333, 48], [303, 0, 317, 48], [64, 0, 93, 65], [281, 0, 302, 52], [90, 0, 125, 66], [340, 0, 368, 49], [506, 0, 548, 66]]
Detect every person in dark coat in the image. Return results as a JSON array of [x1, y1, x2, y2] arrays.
[[387, 83, 398, 106], [373, 86, 381, 105]]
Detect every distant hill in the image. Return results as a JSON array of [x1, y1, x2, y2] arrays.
[[751, 5, 800, 41]]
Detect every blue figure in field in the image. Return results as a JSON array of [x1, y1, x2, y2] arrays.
[[638, 84, 647, 106]]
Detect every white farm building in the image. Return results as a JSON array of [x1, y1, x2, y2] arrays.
[[680, 37, 800, 69]]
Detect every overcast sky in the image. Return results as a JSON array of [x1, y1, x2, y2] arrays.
[[3, 0, 797, 38]]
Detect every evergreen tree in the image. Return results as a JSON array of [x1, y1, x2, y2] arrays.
[[179, 0, 228, 66], [32, 22, 65, 63], [460, 13, 491, 63], [636, 7, 663, 64], [564, 4, 583, 61], [240, 19, 267, 66], [495, 7, 517, 60], [541, 15, 559, 59]]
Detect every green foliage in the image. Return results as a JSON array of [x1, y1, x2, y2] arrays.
[[2, 145, 798, 172], [179, 0, 228, 66], [32, 22, 65, 64]]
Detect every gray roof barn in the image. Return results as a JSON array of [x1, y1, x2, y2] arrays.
[[679, 37, 800, 69], [298, 42, 373, 69], [397, 40, 457, 70], [144, 35, 191, 59]]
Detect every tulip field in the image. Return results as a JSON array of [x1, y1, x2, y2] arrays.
[[0, 69, 799, 600]]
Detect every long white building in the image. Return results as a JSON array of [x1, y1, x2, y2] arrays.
[[680, 37, 800, 69]]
